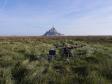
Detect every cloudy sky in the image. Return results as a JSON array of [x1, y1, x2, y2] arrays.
[[0, 0, 112, 35]]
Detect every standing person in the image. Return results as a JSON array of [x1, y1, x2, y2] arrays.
[[62, 44, 73, 58], [48, 48, 56, 62]]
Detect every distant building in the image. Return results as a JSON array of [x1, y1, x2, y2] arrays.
[[43, 27, 64, 36]]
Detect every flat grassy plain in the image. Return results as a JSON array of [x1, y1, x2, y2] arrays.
[[0, 36, 112, 84]]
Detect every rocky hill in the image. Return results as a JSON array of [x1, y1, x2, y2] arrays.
[[43, 27, 63, 36]]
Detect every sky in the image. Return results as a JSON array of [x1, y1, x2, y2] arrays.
[[0, 0, 112, 36]]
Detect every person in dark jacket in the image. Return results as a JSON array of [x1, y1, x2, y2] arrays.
[[62, 45, 73, 58], [48, 48, 56, 62]]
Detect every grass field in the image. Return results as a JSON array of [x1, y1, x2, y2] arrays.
[[0, 36, 112, 84]]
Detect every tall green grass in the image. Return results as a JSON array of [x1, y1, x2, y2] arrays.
[[0, 37, 112, 84]]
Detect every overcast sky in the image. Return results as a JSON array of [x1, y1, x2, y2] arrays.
[[0, 0, 112, 36]]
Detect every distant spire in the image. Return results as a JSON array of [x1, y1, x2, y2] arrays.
[[43, 26, 64, 36], [52, 25, 55, 28], [50, 25, 56, 31]]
